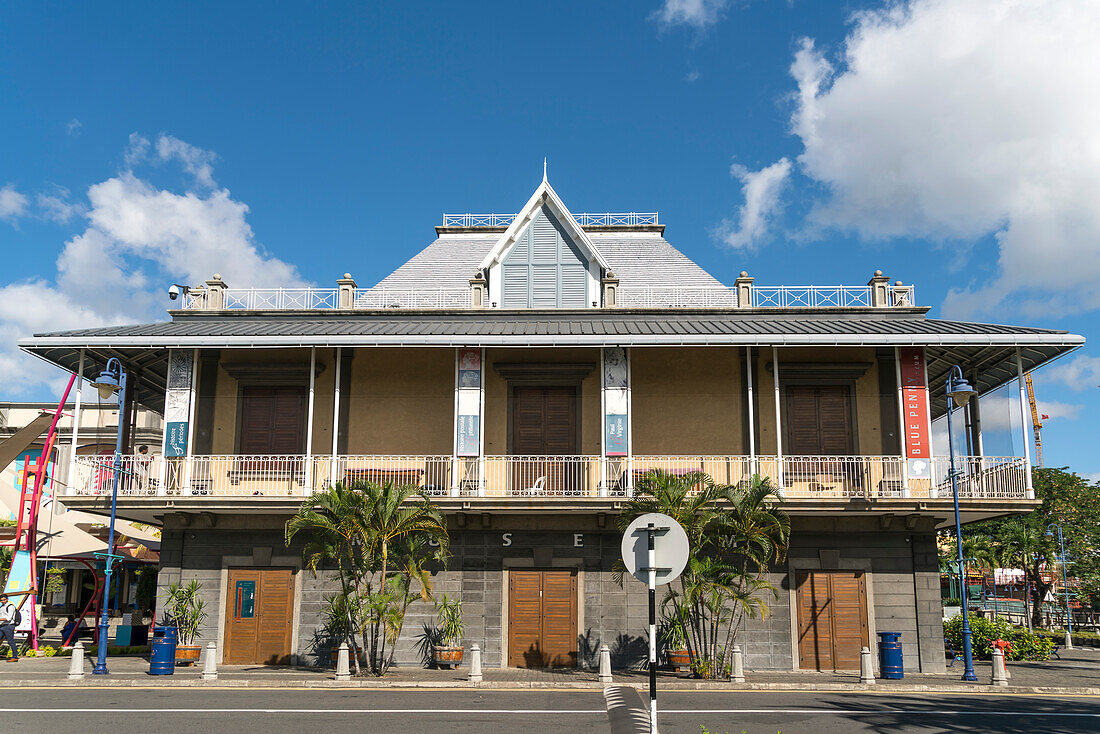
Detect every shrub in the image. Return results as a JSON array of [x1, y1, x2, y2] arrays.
[[944, 614, 1055, 661]]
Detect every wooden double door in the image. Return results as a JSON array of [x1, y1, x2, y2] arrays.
[[223, 567, 295, 665], [508, 570, 577, 668], [795, 570, 869, 671]]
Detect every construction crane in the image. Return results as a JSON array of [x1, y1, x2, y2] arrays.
[[1024, 372, 1044, 468]]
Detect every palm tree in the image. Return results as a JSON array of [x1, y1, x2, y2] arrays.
[[618, 471, 788, 678], [286, 479, 448, 675]]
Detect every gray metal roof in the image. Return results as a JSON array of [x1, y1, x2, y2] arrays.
[[370, 232, 725, 294], [24, 310, 1081, 345]]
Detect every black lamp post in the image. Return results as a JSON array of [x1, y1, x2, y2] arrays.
[[89, 357, 127, 675], [945, 365, 978, 682]]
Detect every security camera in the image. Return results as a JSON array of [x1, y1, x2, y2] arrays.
[[168, 284, 180, 300]]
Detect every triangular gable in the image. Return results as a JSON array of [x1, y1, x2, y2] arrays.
[[478, 180, 611, 272]]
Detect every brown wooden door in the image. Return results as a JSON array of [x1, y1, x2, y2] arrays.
[[224, 567, 295, 664], [795, 570, 869, 671], [239, 386, 307, 454], [511, 387, 578, 494], [508, 570, 577, 668]]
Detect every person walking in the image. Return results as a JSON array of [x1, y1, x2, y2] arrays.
[[0, 594, 20, 662]]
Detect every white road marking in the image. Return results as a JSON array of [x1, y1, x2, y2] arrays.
[[0, 707, 1095, 717], [0, 708, 606, 714], [663, 709, 1099, 717]]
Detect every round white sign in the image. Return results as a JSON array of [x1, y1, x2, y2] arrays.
[[620, 512, 689, 586]]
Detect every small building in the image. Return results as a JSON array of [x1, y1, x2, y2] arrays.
[[19, 179, 1082, 673]]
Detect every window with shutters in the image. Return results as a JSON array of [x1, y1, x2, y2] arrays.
[[501, 206, 589, 307], [785, 385, 855, 455], [238, 386, 307, 454]]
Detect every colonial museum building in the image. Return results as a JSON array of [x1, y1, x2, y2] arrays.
[[21, 180, 1083, 674]]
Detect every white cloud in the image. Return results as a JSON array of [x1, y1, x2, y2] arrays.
[[0, 281, 115, 394], [1080, 472, 1100, 485], [718, 158, 791, 250], [786, 0, 1100, 318], [66, 119, 82, 137], [0, 185, 29, 222], [652, 0, 732, 30], [1042, 354, 1100, 391], [0, 134, 306, 396], [36, 186, 83, 224]]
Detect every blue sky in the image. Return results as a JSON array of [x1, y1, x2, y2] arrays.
[[1, 1, 1097, 476]]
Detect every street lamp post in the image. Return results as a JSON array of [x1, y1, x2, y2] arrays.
[[945, 365, 978, 682], [90, 357, 127, 675], [1048, 523, 1074, 650]]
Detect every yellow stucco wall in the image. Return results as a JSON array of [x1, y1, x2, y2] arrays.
[[631, 347, 744, 454], [344, 348, 454, 454], [482, 347, 601, 456]]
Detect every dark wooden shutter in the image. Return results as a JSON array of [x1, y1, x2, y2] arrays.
[[239, 386, 306, 454], [786, 385, 854, 455], [511, 387, 578, 494], [512, 387, 576, 454]]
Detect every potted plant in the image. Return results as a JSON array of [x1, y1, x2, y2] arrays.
[[322, 591, 363, 667], [662, 615, 691, 672], [431, 594, 464, 668], [165, 580, 207, 665]]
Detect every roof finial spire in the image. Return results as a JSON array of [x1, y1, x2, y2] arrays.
[[543, 157, 548, 183]]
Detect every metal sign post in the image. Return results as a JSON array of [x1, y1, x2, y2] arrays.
[[621, 513, 689, 734]]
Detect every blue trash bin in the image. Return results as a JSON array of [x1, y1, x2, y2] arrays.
[[877, 631, 903, 679], [149, 625, 178, 675]]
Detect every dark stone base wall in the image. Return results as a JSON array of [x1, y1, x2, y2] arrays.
[[157, 513, 944, 673]]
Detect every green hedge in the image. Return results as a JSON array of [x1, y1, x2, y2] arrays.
[[944, 615, 1055, 661]]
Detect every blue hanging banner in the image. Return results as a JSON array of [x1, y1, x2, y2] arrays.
[[164, 421, 189, 457]]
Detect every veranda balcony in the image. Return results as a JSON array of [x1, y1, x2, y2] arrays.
[[68, 453, 1029, 502]]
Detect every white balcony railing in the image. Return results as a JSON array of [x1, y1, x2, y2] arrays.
[[68, 454, 1029, 501], [441, 212, 659, 228], [752, 285, 872, 308], [616, 287, 739, 309], [353, 287, 469, 310]]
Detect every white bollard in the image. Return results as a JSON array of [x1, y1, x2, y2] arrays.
[[598, 643, 612, 684], [730, 645, 745, 683], [859, 646, 875, 685], [335, 642, 351, 681], [67, 642, 85, 680], [1066, 629, 1074, 651], [991, 648, 1008, 687], [201, 641, 218, 680], [467, 644, 483, 683]]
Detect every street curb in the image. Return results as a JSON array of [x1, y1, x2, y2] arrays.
[[0, 678, 1097, 695]]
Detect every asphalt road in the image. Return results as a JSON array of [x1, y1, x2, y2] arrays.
[[0, 687, 1097, 734]]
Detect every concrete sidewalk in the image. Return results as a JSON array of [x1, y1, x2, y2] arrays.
[[1, 648, 1096, 695]]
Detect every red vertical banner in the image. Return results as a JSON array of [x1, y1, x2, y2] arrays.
[[898, 347, 932, 468]]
